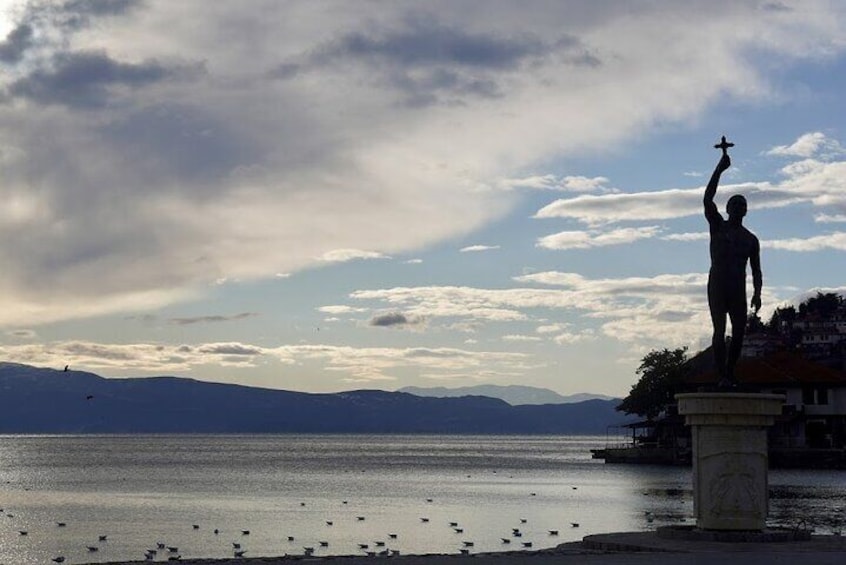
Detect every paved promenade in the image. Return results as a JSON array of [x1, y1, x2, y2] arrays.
[[102, 531, 846, 565]]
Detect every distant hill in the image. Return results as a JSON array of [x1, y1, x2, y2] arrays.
[[0, 363, 629, 434], [399, 384, 617, 405]]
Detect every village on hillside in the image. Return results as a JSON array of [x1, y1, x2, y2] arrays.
[[594, 292, 846, 468]]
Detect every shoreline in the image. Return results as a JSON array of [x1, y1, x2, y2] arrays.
[[90, 533, 846, 565]]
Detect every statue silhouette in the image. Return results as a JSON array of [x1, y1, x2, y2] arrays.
[[704, 137, 762, 387]]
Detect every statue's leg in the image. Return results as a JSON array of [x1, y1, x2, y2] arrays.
[[727, 300, 746, 384], [708, 281, 728, 385]]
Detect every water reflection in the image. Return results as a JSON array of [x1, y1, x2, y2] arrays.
[[0, 435, 844, 564]]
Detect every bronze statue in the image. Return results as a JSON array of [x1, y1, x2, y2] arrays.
[[704, 136, 762, 388]]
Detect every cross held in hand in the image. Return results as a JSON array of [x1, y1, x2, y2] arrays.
[[714, 135, 734, 156]]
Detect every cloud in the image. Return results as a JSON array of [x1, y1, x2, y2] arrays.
[[6, 328, 36, 339], [553, 329, 596, 345], [662, 232, 709, 242], [405, 258, 423, 264], [534, 151, 846, 226], [814, 214, 846, 223], [168, 312, 258, 325], [502, 334, 542, 342], [763, 232, 846, 252], [318, 249, 391, 263], [537, 226, 661, 249], [500, 174, 612, 192], [350, 271, 723, 349], [8, 50, 204, 109], [273, 17, 594, 107], [0, 23, 34, 63], [1, 4, 845, 327], [460, 244, 500, 253], [369, 311, 424, 328], [318, 305, 367, 314], [765, 132, 844, 158]]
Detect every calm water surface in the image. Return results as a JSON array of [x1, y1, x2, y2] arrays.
[[0, 435, 843, 564]]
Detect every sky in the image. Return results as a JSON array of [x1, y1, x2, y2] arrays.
[[1, 0, 845, 397]]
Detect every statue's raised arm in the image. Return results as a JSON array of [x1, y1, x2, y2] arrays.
[[704, 152, 731, 225]]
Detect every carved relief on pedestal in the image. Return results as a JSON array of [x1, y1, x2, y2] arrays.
[[703, 453, 764, 522]]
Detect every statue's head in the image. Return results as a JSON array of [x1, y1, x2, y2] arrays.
[[726, 194, 747, 219]]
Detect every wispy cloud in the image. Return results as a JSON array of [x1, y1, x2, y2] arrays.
[[500, 174, 613, 192], [318, 249, 390, 263], [460, 244, 500, 253], [0, 340, 530, 384], [763, 232, 846, 252], [168, 312, 257, 325], [537, 226, 661, 249]]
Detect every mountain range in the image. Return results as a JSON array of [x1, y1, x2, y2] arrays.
[[399, 384, 616, 405], [0, 363, 629, 434]]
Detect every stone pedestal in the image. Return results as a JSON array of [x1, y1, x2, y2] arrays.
[[675, 393, 784, 531]]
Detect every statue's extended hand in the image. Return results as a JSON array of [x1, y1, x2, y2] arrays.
[[751, 295, 761, 314], [717, 153, 731, 173]]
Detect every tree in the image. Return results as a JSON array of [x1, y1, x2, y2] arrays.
[[798, 292, 842, 318], [616, 347, 689, 420], [767, 305, 796, 333]]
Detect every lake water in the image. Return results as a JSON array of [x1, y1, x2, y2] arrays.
[[0, 435, 844, 564]]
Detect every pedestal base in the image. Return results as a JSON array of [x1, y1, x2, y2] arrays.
[[676, 393, 784, 531]]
